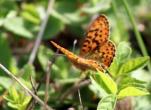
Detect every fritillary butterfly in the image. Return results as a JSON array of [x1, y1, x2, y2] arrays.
[[51, 15, 116, 72]]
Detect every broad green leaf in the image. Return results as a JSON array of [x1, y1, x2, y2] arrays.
[[97, 95, 117, 110], [116, 42, 131, 64], [118, 86, 149, 99], [21, 4, 40, 24], [90, 75, 108, 97], [51, 10, 70, 24], [90, 71, 117, 95], [55, 0, 77, 13], [118, 76, 146, 91], [119, 56, 149, 75], [3, 16, 33, 38], [0, 0, 17, 17], [43, 15, 64, 39]]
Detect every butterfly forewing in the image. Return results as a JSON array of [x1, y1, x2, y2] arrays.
[[80, 15, 109, 57]]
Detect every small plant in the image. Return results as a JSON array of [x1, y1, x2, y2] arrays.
[[4, 87, 31, 110], [90, 42, 149, 110]]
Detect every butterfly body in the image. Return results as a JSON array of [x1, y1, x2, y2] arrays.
[[51, 15, 116, 72]]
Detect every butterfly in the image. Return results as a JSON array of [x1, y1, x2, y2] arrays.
[[51, 15, 116, 72]]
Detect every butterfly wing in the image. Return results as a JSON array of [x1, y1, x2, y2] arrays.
[[90, 41, 116, 68], [80, 15, 109, 57]]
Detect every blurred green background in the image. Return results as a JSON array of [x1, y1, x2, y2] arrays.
[[0, 0, 151, 110]]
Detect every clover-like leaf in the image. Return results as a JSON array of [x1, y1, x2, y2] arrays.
[[119, 56, 149, 75], [118, 86, 149, 99], [90, 71, 117, 96], [97, 95, 117, 110]]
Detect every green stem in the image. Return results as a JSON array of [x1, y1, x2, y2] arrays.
[[121, 0, 151, 72]]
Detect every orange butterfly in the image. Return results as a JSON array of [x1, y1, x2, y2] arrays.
[[51, 15, 116, 72]]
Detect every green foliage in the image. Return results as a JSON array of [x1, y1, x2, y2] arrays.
[[0, 36, 18, 75], [90, 71, 117, 96], [21, 4, 40, 24], [4, 87, 31, 110], [0, 0, 151, 110], [21, 64, 36, 81], [0, 77, 12, 89], [119, 56, 149, 75], [43, 16, 65, 39], [3, 16, 33, 38], [97, 95, 117, 110], [38, 45, 54, 71], [118, 86, 149, 99], [90, 42, 149, 110]]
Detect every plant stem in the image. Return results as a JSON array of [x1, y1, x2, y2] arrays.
[[121, 0, 151, 72], [28, 0, 55, 64]]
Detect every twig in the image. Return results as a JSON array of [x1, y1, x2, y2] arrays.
[[0, 63, 53, 110], [28, 0, 55, 64], [26, 81, 41, 110], [30, 76, 37, 95], [43, 61, 52, 110], [60, 79, 91, 102], [27, 50, 58, 110], [43, 48, 59, 109], [27, 76, 38, 110], [78, 89, 84, 110]]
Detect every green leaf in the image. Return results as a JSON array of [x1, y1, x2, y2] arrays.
[[3, 17, 33, 38], [37, 45, 54, 71], [118, 86, 149, 99], [119, 56, 149, 75], [51, 10, 70, 24], [118, 76, 147, 91], [108, 61, 120, 78], [0, 36, 18, 75], [0, 0, 17, 17], [90, 71, 117, 95], [21, 4, 40, 24], [21, 64, 36, 81], [43, 15, 64, 39], [4, 87, 31, 110], [81, 0, 111, 14], [108, 42, 131, 77], [116, 42, 132, 64], [97, 95, 117, 110], [90, 75, 108, 97]]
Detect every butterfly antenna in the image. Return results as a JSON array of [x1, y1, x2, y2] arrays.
[[72, 39, 77, 52]]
